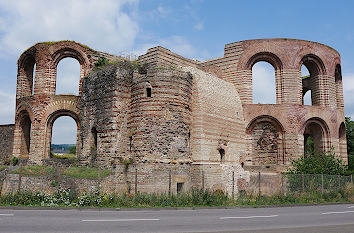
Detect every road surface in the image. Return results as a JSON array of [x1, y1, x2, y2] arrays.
[[0, 204, 353, 232]]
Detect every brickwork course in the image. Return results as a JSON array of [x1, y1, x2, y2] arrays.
[[0, 38, 347, 195]]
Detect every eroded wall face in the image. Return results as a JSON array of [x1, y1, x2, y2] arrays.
[[130, 69, 193, 164], [79, 64, 194, 167], [251, 122, 279, 165], [0, 125, 14, 162], [79, 63, 132, 167]]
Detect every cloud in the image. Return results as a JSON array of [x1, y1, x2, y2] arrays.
[[156, 6, 170, 18], [194, 22, 204, 31], [0, 0, 139, 57]]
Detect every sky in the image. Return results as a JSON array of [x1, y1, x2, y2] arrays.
[[0, 0, 353, 144]]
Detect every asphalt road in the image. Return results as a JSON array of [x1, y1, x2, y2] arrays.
[[0, 204, 353, 233]]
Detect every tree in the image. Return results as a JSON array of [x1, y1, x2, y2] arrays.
[[346, 117, 354, 170], [69, 146, 76, 154]]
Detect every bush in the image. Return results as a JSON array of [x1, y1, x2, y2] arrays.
[[287, 151, 347, 175]]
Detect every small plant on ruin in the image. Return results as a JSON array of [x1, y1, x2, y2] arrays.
[[11, 156, 18, 166], [94, 57, 109, 68], [120, 158, 134, 172]]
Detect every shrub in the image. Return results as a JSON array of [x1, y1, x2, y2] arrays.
[[287, 150, 346, 175]]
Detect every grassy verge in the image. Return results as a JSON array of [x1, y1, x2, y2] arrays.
[[10, 165, 55, 176], [0, 186, 353, 208], [8, 165, 112, 179]]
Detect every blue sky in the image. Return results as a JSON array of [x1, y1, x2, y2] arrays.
[[0, 0, 353, 144]]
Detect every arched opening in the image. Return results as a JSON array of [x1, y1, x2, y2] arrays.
[[20, 55, 36, 97], [339, 122, 347, 158], [252, 62, 276, 104], [301, 55, 325, 106], [335, 64, 343, 108], [32, 64, 36, 95], [303, 118, 329, 156], [19, 112, 31, 156], [145, 82, 152, 98], [246, 116, 285, 165], [301, 65, 312, 105], [90, 127, 98, 164], [146, 87, 152, 97], [47, 113, 79, 159], [55, 58, 80, 95]]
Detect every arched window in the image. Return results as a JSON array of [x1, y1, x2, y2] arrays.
[[19, 55, 36, 97], [91, 127, 98, 148], [145, 82, 152, 98], [252, 62, 276, 104], [19, 113, 31, 156], [339, 122, 346, 158], [32, 64, 36, 95], [303, 118, 329, 156], [300, 55, 325, 106], [50, 116, 78, 158], [301, 65, 311, 105], [335, 64, 343, 108], [55, 58, 80, 95]]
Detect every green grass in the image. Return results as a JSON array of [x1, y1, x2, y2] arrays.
[[63, 167, 112, 179], [10, 165, 55, 176], [51, 153, 76, 160], [0, 165, 8, 171], [0, 187, 352, 208]]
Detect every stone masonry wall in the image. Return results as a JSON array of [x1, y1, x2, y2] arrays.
[[79, 62, 132, 167], [130, 68, 193, 164], [0, 125, 14, 162]]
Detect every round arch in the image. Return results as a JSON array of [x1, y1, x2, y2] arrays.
[[339, 122, 347, 158], [51, 47, 91, 96], [300, 54, 327, 106], [17, 53, 36, 97], [335, 64, 343, 108], [299, 54, 326, 76], [245, 52, 283, 104], [52, 48, 87, 68], [246, 115, 284, 134], [301, 117, 330, 155], [246, 52, 283, 71], [44, 109, 80, 158], [246, 115, 285, 165], [15, 110, 32, 157]]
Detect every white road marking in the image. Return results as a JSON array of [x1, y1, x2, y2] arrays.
[[82, 218, 160, 222], [322, 210, 354, 215], [347, 206, 354, 209], [220, 215, 278, 219], [0, 214, 14, 216]]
